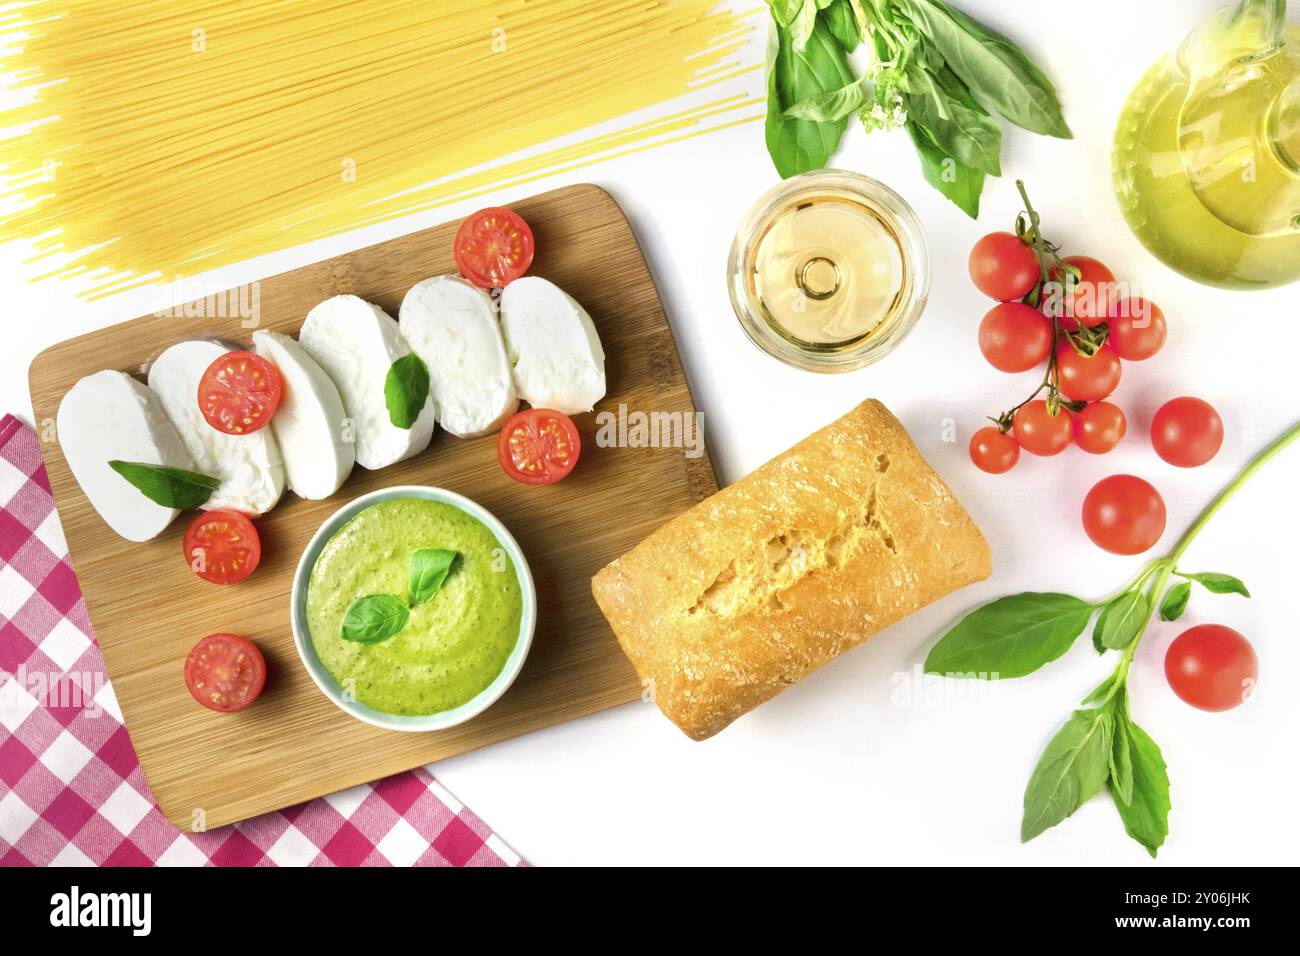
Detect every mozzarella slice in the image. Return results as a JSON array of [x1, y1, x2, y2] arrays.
[[499, 277, 605, 415], [252, 330, 355, 499], [56, 370, 194, 542], [148, 340, 286, 515], [298, 294, 436, 469], [398, 275, 517, 438]]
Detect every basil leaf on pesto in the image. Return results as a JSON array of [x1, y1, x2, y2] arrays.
[[341, 594, 409, 644], [409, 548, 457, 607], [107, 460, 220, 510], [384, 353, 430, 430]]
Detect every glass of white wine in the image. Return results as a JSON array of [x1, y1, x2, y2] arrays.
[[728, 170, 930, 373]]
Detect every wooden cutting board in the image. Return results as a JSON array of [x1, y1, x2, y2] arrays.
[[28, 184, 717, 830]]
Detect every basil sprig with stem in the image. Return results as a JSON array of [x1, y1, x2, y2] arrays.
[[925, 421, 1300, 856], [340, 547, 458, 644], [763, 0, 1070, 216]]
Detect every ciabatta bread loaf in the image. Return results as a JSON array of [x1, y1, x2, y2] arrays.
[[591, 399, 990, 740]]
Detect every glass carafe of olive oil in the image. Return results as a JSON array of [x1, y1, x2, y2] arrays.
[[1113, 0, 1300, 288]]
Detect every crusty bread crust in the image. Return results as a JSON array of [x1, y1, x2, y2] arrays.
[[591, 399, 991, 740]]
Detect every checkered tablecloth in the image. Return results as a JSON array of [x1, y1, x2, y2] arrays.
[[0, 414, 523, 866]]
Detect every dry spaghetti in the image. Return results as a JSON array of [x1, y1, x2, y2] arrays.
[[0, 0, 759, 296]]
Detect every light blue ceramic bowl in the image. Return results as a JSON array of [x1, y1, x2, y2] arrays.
[[290, 485, 536, 732]]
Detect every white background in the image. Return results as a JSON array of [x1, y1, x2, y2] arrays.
[[2, 0, 1297, 865]]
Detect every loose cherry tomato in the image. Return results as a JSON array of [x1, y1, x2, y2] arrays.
[[1109, 297, 1167, 361], [1056, 342, 1122, 402], [1012, 400, 1072, 456], [197, 351, 283, 435], [183, 510, 261, 585], [978, 302, 1053, 373], [497, 408, 581, 485], [1165, 624, 1257, 712], [1044, 256, 1116, 330], [185, 633, 266, 713], [454, 207, 535, 289], [1151, 397, 1223, 468], [1073, 401, 1127, 454], [969, 427, 1020, 474], [969, 232, 1039, 301], [1081, 474, 1166, 555]]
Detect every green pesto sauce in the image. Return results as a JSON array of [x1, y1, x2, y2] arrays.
[[307, 498, 522, 716]]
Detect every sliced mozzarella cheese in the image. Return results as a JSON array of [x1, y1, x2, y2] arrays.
[[252, 330, 355, 499], [56, 370, 194, 542], [399, 275, 517, 438], [298, 294, 436, 470], [499, 277, 605, 415], [148, 340, 285, 515]]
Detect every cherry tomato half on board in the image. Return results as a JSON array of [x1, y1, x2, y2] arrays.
[[1081, 474, 1166, 555], [454, 207, 535, 289], [968, 232, 1039, 301], [197, 351, 283, 435], [1165, 624, 1258, 712], [185, 633, 266, 713], [497, 408, 581, 485], [183, 510, 261, 585]]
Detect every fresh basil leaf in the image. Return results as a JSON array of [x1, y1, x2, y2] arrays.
[[1094, 591, 1148, 651], [107, 460, 220, 510], [341, 594, 409, 644], [1110, 714, 1170, 858], [1107, 691, 1134, 806], [1159, 581, 1192, 622], [901, 63, 1002, 176], [1021, 703, 1114, 842], [786, 76, 869, 121], [906, 121, 983, 218], [765, 13, 855, 177], [384, 353, 430, 430], [1081, 668, 1121, 706], [409, 548, 457, 607], [821, 0, 862, 52], [1178, 571, 1251, 598], [924, 592, 1094, 679], [896, 0, 1071, 139]]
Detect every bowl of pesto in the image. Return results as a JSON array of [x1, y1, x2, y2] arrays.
[[291, 486, 535, 731]]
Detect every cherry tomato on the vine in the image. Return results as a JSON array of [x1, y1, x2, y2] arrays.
[[1072, 401, 1127, 454], [1012, 400, 1072, 456], [1150, 397, 1223, 468], [969, 427, 1020, 474], [1056, 342, 1122, 403], [1165, 624, 1257, 712], [1109, 298, 1167, 361], [969, 232, 1040, 301], [978, 302, 1053, 373], [1081, 474, 1166, 555], [1045, 256, 1116, 330]]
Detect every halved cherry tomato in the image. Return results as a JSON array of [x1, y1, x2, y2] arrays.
[[1044, 256, 1116, 330], [1073, 401, 1127, 454], [183, 510, 261, 585], [198, 351, 283, 435], [1012, 400, 1072, 456], [969, 232, 1039, 301], [969, 426, 1020, 474], [185, 633, 266, 713], [1056, 342, 1122, 402], [1109, 298, 1167, 361], [497, 408, 580, 485], [1081, 474, 1166, 555], [454, 207, 535, 289], [1151, 396, 1223, 468], [978, 302, 1053, 373], [1165, 624, 1257, 712]]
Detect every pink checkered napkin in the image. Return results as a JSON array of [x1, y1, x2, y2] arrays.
[[0, 414, 524, 866]]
